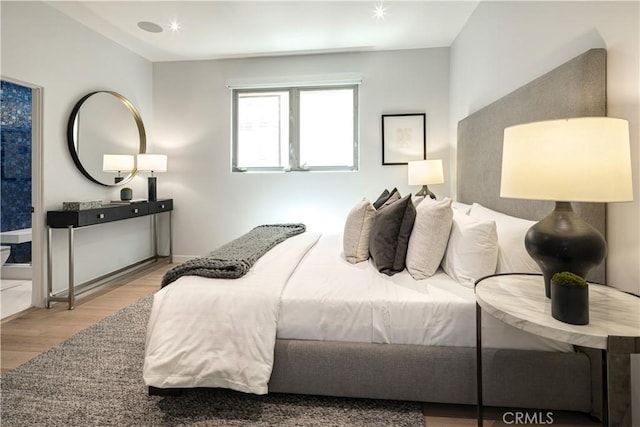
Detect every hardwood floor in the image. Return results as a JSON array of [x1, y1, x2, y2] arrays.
[[1, 261, 170, 375], [1, 262, 598, 426], [422, 403, 598, 426]]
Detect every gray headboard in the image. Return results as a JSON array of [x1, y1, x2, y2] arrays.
[[457, 48, 606, 283]]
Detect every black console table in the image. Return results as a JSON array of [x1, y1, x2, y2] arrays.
[[46, 199, 173, 309]]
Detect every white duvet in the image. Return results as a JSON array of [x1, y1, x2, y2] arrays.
[[143, 232, 320, 394], [279, 234, 572, 351], [143, 232, 571, 394]]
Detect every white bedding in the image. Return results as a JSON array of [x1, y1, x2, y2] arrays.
[[279, 234, 572, 352], [144, 232, 572, 394], [143, 232, 321, 394]]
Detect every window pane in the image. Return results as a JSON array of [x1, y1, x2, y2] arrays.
[[236, 92, 289, 168], [299, 89, 354, 167]]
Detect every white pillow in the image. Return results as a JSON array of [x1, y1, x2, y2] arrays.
[[343, 198, 376, 263], [469, 203, 540, 274], [406, 198, 454, 280], [452, 201, 472, 214], [441, 211, 498, 288]]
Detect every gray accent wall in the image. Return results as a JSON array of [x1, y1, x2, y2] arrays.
[[457, 48, 606, 220], [457, 49, 607, 284]]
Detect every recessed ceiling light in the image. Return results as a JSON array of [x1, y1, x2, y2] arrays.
[[137, 21, 163, 33], [373, 3, 387, 20], [169, 19, 181, 33]]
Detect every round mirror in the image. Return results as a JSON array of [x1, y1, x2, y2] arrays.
[[67, 91, 146, 186]]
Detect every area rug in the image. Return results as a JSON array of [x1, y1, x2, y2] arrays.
[[1, 295, 424, 426]]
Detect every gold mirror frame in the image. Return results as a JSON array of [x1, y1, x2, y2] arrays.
[[67, 91, 146, 186]]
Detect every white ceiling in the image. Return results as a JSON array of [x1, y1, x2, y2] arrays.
[[46, 1, 479, 62]]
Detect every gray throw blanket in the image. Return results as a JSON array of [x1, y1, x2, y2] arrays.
[[161, 223, 306, 288]]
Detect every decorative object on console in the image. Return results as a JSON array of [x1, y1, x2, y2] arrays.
[[381, 113, 426, 165], [137, 154, 167, 202], [62, 201, 103, 211], [550, 271, 589, 325], [407, 159, 444, 199], [500, 117, 633, 298], [102, 154, 134, 184], [120, 187, 133, 201]]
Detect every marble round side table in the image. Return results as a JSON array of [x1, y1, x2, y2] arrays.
[[475, 273, 640, 427]]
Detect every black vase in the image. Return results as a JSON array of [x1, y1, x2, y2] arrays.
[[120, 187, 133, 201], [525, 202, 606, 299], [551, 281, 589, 325]]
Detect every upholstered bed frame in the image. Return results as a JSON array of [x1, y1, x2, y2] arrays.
[[269, 49, 606, 414], [457, 48, 607, 284], [154, 49, 607, 416]]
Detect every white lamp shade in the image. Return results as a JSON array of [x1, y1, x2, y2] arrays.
[[500, 117, 633, 202], [102, 154, 134, 172], [408, 159, 444, 186], [137, 154, 167, 172]]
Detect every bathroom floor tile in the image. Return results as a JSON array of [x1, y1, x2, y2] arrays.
[[0, 280, 32, 319]]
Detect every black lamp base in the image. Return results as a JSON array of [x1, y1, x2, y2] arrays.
[[415, 185, 436, 200], [148, 176, 157, 201], [525, 202, 606, 298]]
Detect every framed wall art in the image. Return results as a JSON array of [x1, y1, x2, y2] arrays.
[[381, 113, 426, 165]]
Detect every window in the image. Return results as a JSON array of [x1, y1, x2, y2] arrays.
[[232, 85, 358, 172]]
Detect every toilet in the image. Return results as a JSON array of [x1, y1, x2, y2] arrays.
[[1, 245, 10, 266]]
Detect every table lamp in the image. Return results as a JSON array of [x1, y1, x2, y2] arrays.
[[408, 159, 444, 199], [102, 154, 134, 184], [137, 154, 167, 201], [500, 117, 633, 297]]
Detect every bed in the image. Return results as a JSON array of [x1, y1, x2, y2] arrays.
[[144, 48, 607, 415]]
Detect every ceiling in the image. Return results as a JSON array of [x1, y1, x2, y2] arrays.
[[46, 1, 479, 62]]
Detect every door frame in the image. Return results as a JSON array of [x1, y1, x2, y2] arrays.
[[1, 76, 44, 307]]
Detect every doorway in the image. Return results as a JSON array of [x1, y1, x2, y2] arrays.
[[1, 78, 43, 317]]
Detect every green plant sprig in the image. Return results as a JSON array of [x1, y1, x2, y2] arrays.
[[552, 271, 587, 287]]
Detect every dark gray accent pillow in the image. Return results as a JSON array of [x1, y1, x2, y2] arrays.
[[372, 187, 399, 210], [372, 189, 390, 209], [379, 189, 401, 209], [369, 194, 417, 276]]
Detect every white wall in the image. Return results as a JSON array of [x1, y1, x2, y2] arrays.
[[1, 1, 154, 304], [152, 48, 450, 258], [450, 1, 640, 422]]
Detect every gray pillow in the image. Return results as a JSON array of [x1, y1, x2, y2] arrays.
[[369, 194, 417, 276], [379, 189, 401, 209], [372, 189, 390, 209], [372, 188, 399, 210]]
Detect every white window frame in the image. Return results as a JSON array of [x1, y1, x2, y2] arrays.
[[232, 85, 359, 172]]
